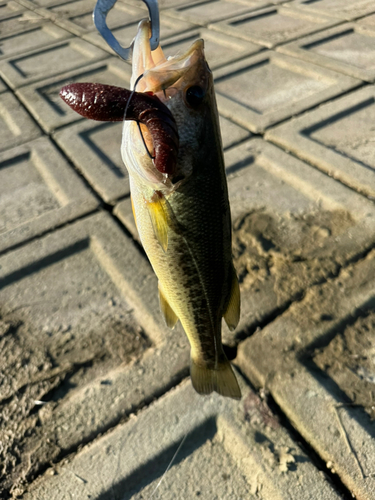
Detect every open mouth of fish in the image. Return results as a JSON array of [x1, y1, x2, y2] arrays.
[[60, 20, 210, 191], [130, 20, 207, 94]]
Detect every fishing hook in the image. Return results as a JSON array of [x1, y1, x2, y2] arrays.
[[93, 0, 160, 60]]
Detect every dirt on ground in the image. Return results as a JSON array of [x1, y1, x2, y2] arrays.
[[232, 208, 354, 305], [0, 307, 149, 498], [314, 312, 375, 419], [232, 208, 375, 421]]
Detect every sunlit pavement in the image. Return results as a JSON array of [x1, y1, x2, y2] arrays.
[[1, 0, 375, 498]]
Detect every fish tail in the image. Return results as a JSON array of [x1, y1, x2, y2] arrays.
[[190, 355, 241, 400]]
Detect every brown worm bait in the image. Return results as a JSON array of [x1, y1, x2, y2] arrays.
[[60, 82, 179, 175]]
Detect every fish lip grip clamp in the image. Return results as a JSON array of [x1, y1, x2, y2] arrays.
[[93, 0, 160, 60]]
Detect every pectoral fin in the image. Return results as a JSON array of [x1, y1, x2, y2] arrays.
[[158, 282, 179, 329], [223, 268, 240, 331], [146, 192, 172, 252]]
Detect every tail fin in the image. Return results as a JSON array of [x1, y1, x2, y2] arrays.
[[190, 356, 241, 400]]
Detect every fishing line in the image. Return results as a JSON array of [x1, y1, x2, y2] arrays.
[[123, 73, 144, 121], [147, 432, 188, 499], [123, 72, 155, 161]]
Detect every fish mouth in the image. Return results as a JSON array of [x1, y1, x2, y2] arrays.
[[131, 20, 210, 96], [122, 20, 212, 192]]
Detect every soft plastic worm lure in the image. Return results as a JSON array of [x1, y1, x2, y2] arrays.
[[60, 82, 179, 175]]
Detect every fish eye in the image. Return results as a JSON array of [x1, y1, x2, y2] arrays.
[[185, 86, 205, 108]]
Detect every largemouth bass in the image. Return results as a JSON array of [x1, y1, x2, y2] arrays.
[[60, 20, 241, 399], [124, 21, 241, 399]]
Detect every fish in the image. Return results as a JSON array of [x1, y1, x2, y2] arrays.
[[60, 20, 241, 399]]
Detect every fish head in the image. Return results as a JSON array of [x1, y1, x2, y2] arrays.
[[121, 20, 222, 195]]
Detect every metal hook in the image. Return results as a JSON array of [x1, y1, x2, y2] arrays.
[[93, 0, 160, 60]]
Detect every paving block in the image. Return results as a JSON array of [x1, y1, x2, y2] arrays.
[[117, 138, 375, 346], [237, 250, 375, 499], [0, 91, 41, 152], [31, 0, 98, 29], [23, 380, 343, 500], [84, 14, 195, 53], [54, 121, 128, 203], [0, 9, 44, 37], [209, 6, 340, 48], [0, 0, 25, 19], [266, 86, 375, 199], [0, 137, 98, 253], [0, 22, 72, 60], [219, 113, 252, 150], [213, 51, 360, 133], [285, 0, 375, 21], [161, 27, 263, 70], [0, 38, 108, 89], [163, 0, 268, 26], [0, 211, 190, 496], [278, 22, 375, 83], [38, 0, 147, 37], [16, 57, 131, 133]]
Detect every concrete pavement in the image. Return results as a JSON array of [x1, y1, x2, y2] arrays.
[[0, 0, 375, 498]]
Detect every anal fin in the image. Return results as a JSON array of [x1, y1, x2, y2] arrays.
[[158, 282, 179, 329], [223, 267, 240, 331]]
